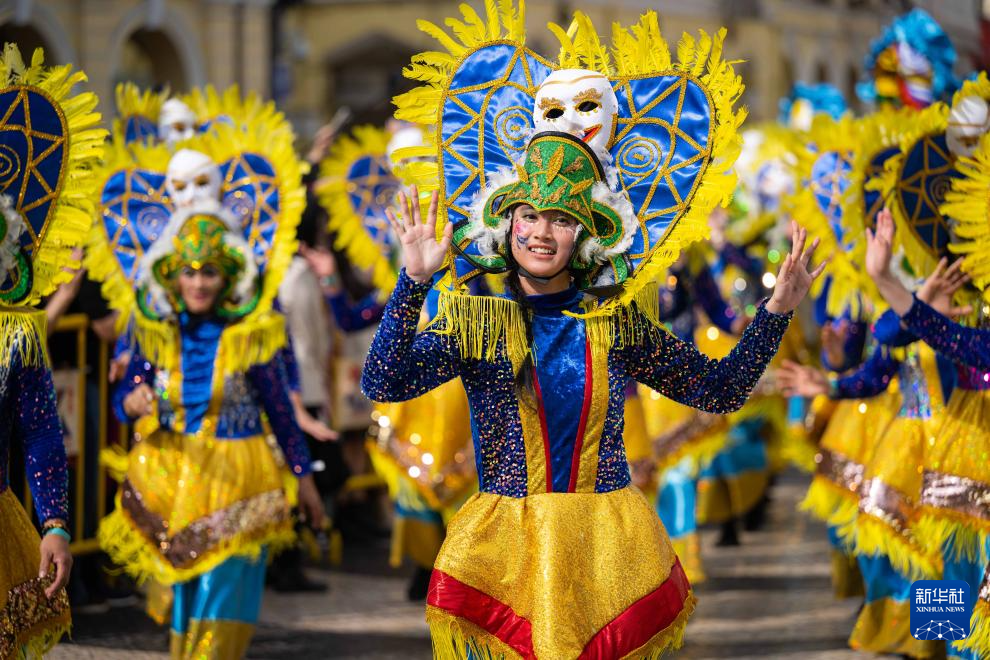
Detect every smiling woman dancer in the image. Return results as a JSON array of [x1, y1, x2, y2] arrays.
[[362, 130, 826, 659]]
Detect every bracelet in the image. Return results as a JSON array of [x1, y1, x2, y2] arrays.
[[320, 275, 339, 289], [42, 519, 67, 532], [44, 527, 71, 542]]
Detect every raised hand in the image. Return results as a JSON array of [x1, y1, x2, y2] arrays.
[[865, 207, 896, 280], [918, 257, 973, 319], [821, 319, 850, 369], [386, 185, 451, 283], [766, 221, 827, 315], [777, 360, 830, 398]]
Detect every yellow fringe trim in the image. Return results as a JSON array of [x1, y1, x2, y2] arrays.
[[431, 285, 663, 364], [85, 137, 173, 332], [132, 311, 286, 373], [868, 101, 950, 280], [0, 308, 49, 369], [393, 1, 744, 311], [182, 84, 278, 133], [425, 592, 696, 660], [97, 500, 295, 586], [316, 125, 398, 297], [112, 81, 167, 139], [799, 475, 860, 527], [0, 44, 106, 305], [955, 599, 990, 657], [840, 513, 941, 582], [914, 508, 990, 563]]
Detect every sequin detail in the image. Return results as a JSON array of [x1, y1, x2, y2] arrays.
[[815, 449, 867, 495], [920, 471, 990, 522], [120, 479, 291, 569], [363, 271, 791, 497], [0, 575, 70, 659]]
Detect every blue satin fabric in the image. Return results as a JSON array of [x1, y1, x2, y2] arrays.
[[123, 115, 158, 145], [863, 147, 900, 227], [858, 553, 912, 605], [613, 75, 711, 270], [220, 152, 280, 273], [179, 314, 223, 434], [172, 549, 269, 633], [347, 154, 398, 255], [101, 168, 171, 282], [656, 462, 697, 541], [897, 133, 961, 262], [0, 87, 67, 293], [530, 287, 586, 492], [809, 150, 854, 248]]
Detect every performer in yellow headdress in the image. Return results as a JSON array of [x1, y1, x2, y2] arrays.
[[0, 44, 105, 657], [371, 3, 827, 656]]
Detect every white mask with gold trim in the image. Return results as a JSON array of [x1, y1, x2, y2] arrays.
[[533, 69, 618, 158], [166, 149, 222, 210], [158, 99, 197, 148], [947, 94, 990, 159]]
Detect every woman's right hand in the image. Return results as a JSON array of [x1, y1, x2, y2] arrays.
[[123, 383, 155, 418], [385, 186, 451, 283]]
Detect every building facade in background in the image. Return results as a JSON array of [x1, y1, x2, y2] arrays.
[[0, 0, 984, 142]]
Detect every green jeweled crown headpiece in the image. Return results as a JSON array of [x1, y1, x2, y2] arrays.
[[462, 132, 636, 289]]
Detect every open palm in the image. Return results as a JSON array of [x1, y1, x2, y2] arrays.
[[767, 221, 827, 314], [386, 185, 451, 283]]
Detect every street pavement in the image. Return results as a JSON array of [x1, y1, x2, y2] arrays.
[[49, 472, 870, 659]]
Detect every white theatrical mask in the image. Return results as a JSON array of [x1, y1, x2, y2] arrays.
[[533, 69, 618, 158], [386, 125, 427, 170], [166, 149, 222, 209], [158, 99, 197, 148], [947, 94, 990, 159]]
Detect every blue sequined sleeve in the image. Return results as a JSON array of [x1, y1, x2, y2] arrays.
[[112, 351, 154, 425], [248, 355, 312, 476], [361, 270, 461, 403], [327, 291, 385, 332], [902, 297, 990, 369], [14, 361, 69, 523], [872, 309, 917, 347], [622, 303, 791, 413], [281, 340, 301, 394], [831, 345, 898, 399]]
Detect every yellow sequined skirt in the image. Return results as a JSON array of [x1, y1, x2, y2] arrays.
[[0, 489, 70, 659], [98, 429, 294, 586], [841, 415, 942, 580], [916, 387, 990, 560], [638, 386, 729, 472], [426, 486, 695, 659], [801, 390, 900, 527]]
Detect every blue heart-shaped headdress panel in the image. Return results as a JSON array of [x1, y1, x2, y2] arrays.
[[809, 149, 854, 248], [862, 146, 900, 229], [896, 132, 960, 261], [347, 154, 399, 253], [441, 44, 714, 287], [100, 151, 282, 289], [123, 115, 158, 145], [0, 86, 68, 302]]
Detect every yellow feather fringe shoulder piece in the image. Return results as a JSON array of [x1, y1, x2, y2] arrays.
[[181, 85, 278, 133], [84, 137, 173, 332], [113, 82, 167, 139], [942, 131, 990, 303], [0, 45, 107, 306], [0, 307, 49, 368], [784, 113, 866, 319], [132, 311, 287, 374], [179, 103, 305, 324], [429, 284, 663, 366], [868, 101, 950, 279], [316, 125, 399, 297]]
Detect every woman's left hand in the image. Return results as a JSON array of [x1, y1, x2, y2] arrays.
[[766, 221, 827, 315], [39, 531, 72, 599], [297, 474, 326, 530]]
